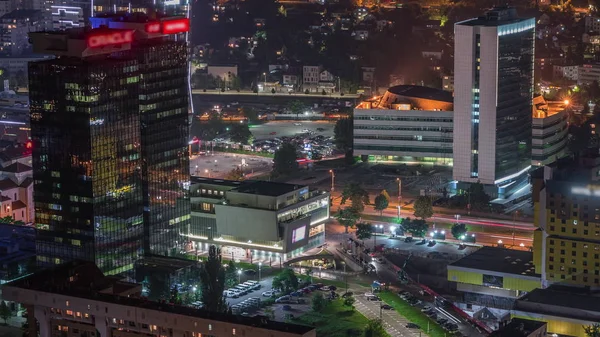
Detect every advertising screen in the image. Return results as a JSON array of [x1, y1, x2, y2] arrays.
[[292, 226, 307, 243]]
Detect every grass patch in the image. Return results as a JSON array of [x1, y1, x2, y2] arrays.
[[292, 299, 381, 337], [378, 291, 448, 337]]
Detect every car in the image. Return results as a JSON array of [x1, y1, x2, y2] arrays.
[[269, 131, 277, 135], [262, 291, 276, 297], [380, 304, 392, 310], [243, 269, 256, 276], [409, 300, 422, 306], [366, 295, 381, 301], [290, 291, 303, 297], [275, 296, 291, 303], [404, 237, 413, 243], [316, 128, 325, 132], [421, 306, 432, 312], [427, 312, 437, 319], [399, 291, 411, 297], [436, 318, 448, 325], [376, 257, 386, 264], [302, 129, 310, 133], [294, 122, 302, 126], [405, 323, 420, 329], [328, 285, 337, 291]]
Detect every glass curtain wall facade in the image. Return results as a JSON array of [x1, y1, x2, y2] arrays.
[[134, 40, 191, 257], [495, 30, 534, 180], [30, 57, 145, 275]]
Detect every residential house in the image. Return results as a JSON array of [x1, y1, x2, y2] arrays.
[[283, 74, 299, 90], [302, 66, 321, 85], [0, 162, 32, 223], [319, 70, 334, 82], [585, 15, 600, 33]]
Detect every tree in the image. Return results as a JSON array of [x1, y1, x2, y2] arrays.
[[230, 75, 242, 91], [311, 292, 327, 312], [451, 223, 468, 240], [272, 268, 298, 293], [204, 112, 224, 140], [287, 100, 305, 119], [413, 196, 433, 219], [355, 223, 372, 240], [335, 207, 360, 233], [373, 194, 389, 216], [340, 183, 370, 212], [0, 301, 11, 324], [199, 245, 228, 313], [584, 323, 600, 337], [468, 181, 491, 211], [273, 142, 298, 176], [404, 219, 428, 238], [364, 318, 386, 337], [241, 107, 259, 123], [343, 295, 356, 308], [229, 123, 253, 145], [224, 260, 238, 288], [334, 117, 353, 151], [0, 216, 14, 224], [380, 190, 390, 202], [224, 167, 244, 181]]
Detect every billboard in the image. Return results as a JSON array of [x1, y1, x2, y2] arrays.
[[292, 226, 306, 243]]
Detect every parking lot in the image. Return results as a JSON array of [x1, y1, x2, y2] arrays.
[[190, 153, 272, 179], [250, 121, 335, 140]]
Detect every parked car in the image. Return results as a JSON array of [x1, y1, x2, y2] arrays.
[[404, 237, 413, 243], [421, 306, 432, 312], [380, 304, 392, 310], [406, 323, 420, 329], [436, 318, 448, 325], [262, 290, 276, 297], [275, 296, 291, 303], [290, 291, 303, 297]]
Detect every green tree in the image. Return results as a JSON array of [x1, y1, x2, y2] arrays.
[[380, 190, 390, 202], [468, 181, 491, 211], [413, 196, 433, 219], [241, 107, 259, 123], [0, 301, 11, 324], [364, 318, 386, 337], [230, 75, 242, 91], [404, 219, 428, 238], [355, 223, 372, 240], [199, 245, 228, 313], [343, 295, 356, 308], [224, 167, 244, 181], [373, 194, 389, 216], [272, 268, 298, 293], [340, 183, 370, 212], [311, 292, 327, 312], [335, 207, 360, 233], [204, 112, 224, 140], [273, 142, 298, 176], [584, 323, 600, 337], [451, 223, 468, 240], [334, 117, 354, 151], [224, 260, 238, 288], [229, 123, 253, 145], [0, 216, 14, 224], [287, 100, 305, 119]]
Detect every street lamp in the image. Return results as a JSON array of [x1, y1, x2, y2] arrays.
[[258, 262, 262, 282], [237, 269, 242, 283], [329, 170, 335, 192], [396, 178, 402, 219], [204, 169, 210, 178]]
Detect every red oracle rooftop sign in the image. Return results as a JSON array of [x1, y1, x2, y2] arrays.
[[88, 31, 134, 48], [162, 18, 189, 34]]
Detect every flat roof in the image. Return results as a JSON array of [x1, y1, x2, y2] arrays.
[[9, 261, 315, 335], [386, 85, 453, 103], [489, 318, 546, 337], [515, 286, 600, 319], [233, 181, 306, 197], [190, 176, 244, 188], [448, 246, 540, 277]]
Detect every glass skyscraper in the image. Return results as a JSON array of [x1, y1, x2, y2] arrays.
[[453, 7, 535, 197], [30, 15, 191, 274]]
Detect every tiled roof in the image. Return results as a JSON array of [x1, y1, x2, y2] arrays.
[[0, 179, 18, 190], [1, 162, 31, 173], [11, 200, 26, 209]]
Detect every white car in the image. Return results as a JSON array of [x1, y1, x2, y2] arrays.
[[421, 306, 432, 312], [262, 290, 276, 297], [294, 122, 302, 126]]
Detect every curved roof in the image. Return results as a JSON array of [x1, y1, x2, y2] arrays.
[[386, 85, 453, 103]]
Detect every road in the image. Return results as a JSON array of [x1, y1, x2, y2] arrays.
[[192, 89, 359, 98]]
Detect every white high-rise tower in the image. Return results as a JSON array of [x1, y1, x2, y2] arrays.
[[453, 7, 535, 196]]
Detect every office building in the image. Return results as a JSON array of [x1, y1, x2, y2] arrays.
[[553, 64, 578, 81], [453, 7, 535, 191], [0, 10, 44, 56], [578, 64, 600, 85], [50, 5, 84, 30], [531, 153, 600, 288], [4, 261, 317, 337], [188, 178, 329, 262], [489, 318, 547, 337], [353, 85, 453, 165], [29, 15, 191, 274], [531, 96, 568, 166], [447, 247, 541, 330]]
